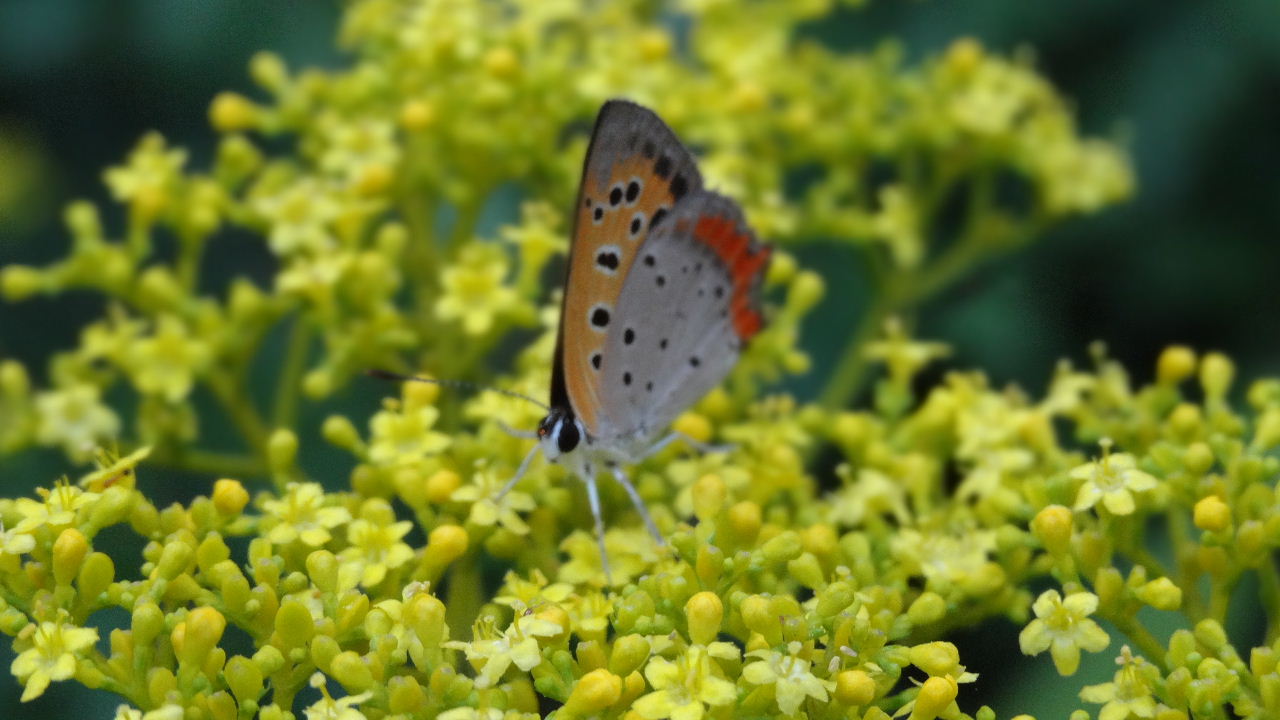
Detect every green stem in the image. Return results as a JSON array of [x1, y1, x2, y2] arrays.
[[448, 197, 484, 253], [1208, 571, 1240, 625], [148, 446, 267, 479], [1105, 612, 1170, 674], [175, 231, 204, 294], [1259, 556, 1280, 645], [819, 297, 891, 411], [207, 371, 271, 467], [1167, 509, 1207, 621], [272, 316, 310, 430], [445, 548, 483, 640]]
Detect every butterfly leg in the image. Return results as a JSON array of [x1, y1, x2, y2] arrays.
[[581, 472, 613, 585], [638, 432, 733, 462], [608, 465, 664, 545], [496, 444, 542, 500]]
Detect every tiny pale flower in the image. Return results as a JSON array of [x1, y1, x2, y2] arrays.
[[340, 518, 415, 587], [1079, 647, 1158, 720], [1019, 590, 1110, 675], [34, 384, 120, 461], [10, 614, 100, 701], [744, 642, 835, 715], [445, 612, 563, 688], [634, 645, 737, 720], [1072, 441, 1158, 515], [262, 482, 352, 546]]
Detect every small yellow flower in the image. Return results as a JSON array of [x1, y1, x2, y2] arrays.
[[434, 243, 521, 336], [34, 384, 120, 461], [13, 481, 99, 533], [128, 315, 211, 402], [1079, 647, 1158, 720], [305, 671, 373, 720], [863, 317, 950, 386], [367, 402, 450, 466], [1019, 590, 1110, 675], [452, 469, 535, 535], [743, 641, 835, 715], [10, 613, 100, 701], [340, 517, 415, 587], [1071, 440, 1158, 515], [262, 482, 352, 547], [634, 645, 737, 720], [0, 521, 35, 557], [445, 611, 563, 688], [559, 527, 661, 587], [253, 177, 341, 256], [103, 132, 186, 217]]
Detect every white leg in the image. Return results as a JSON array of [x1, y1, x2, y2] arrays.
[[582, 472, 612, 585], [498, 421, 539, 440], [496, 444, 541, 500], [638, 432, 733, 462], [610, 465, 664, 545]]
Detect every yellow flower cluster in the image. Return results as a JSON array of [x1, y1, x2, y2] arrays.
[[2, 1, 1269, 720]]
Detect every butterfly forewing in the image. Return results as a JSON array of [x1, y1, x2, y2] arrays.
[[556, 101, 705, 437], [599, 192, 770, 443]]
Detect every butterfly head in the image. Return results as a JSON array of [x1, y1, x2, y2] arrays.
[[537, 407, 584, 461]]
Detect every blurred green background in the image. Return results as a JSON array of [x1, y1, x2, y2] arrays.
[[1, 0, 1277, 717]]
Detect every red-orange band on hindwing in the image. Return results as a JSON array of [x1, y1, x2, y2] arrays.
[[692, 215, 771, 341]]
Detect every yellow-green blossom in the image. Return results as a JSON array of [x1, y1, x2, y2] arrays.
[[634, 645, 737, 720], [367, 402, 451, 466], [446, 612, 563, 688], [453, 470, 535, 536], [743, 642, 835, 715], [434, 243, 521, 335], [1079, 647, 1158, 720], [10, 614, 99, 701], [34, 384, 120, 461], [13, 481, 99, 533], [1071, 440, 1158, 515], [305, 671, 373, 720], [1019, 590, 1110, 676], [253, 177, 342, 256], [262, 482, 352, 546], [559, 527, 662, 587], [340, 517, 415, 587], [127, 315, 211, 402]]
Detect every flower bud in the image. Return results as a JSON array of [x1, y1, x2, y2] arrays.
[[727, 501, 762, 546], [692, 474, 727, 521], [426, 524, 468, 566], [249, 51, 288, 91], [426, 469, 462, 504], [207, 690, 238, 720], [1136, 577, 1182, 611], [154, 539, 193, 581], [1193, 496, 1231, 532], [53, 528, 90, 585], [1183, 442, 1214, 475], [405, 593, 447, 648], [911, 675, 958, 720], [563, 668, 622, 716], [209, 92, 258, 132], [740, 595, 782, 646], [224, 655, 264, 705], [399, 100, 435, 132], [908, 592, 947, 627], [0, 265, 45, 300], [309, 634, 340, 672], [322, 415, 362, 451], [1200, 353, 1234, 402], [181, 607, 226, 667], [267, 429, 298, 474], [274, 599, 314, 650], [609, 635, 650, 677], [1094, 567, 1124, 610], [788, 552, 825, 589], [306, 550, 338, 593], [910, 642, 961, 678], [132, 602, 166, 646], [685, 592, 723, 645], [673, 412, 712, 444], [1194, 619, 1227, 651], [1031, 505, 1073, 556], [330, 650, 374, 693], [1157, 346, 1197, 385], [77, 552, 114, 602], [388, 675, 427, 714], [253, 645, 285, 675], [762, 531, 803, 564], [835, 669, 876, 706]]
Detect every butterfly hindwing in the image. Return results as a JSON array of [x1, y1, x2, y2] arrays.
[[598, 191, 771, 443], [556, 100, 705, 436]]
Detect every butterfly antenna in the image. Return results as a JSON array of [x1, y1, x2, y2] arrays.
[[365, 369, 551, 412]]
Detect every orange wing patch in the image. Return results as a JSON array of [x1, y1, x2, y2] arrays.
[[562, 155, 681, 434], [691, 215, 771, 340]]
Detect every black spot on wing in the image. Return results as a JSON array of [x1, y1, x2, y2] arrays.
[[670, 173, 688, 201], [654, 154, 672, 179]]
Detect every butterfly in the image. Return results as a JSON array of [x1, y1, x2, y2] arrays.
[[495, 100, 772, 576]]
